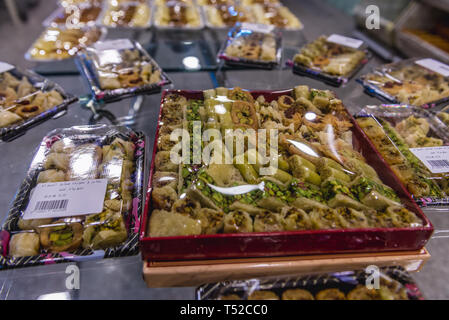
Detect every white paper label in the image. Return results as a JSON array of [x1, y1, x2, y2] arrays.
[[23, 179, 108, 220], [241, 23, 274, 34], [93, 39, 134, 52], [415, 58, 449, 77], [327, 34, 363, 49], [409, 146, 449, 174], [0, 62, 14, 73]]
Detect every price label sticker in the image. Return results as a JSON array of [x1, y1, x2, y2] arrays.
[[0, 62, 14, 73], [93, 39, 134, 52], [409, 146, 449, 174], [327, 34, 363, 49], [415, 58, 449, 77], [241, 23, 274, 34], [23, 179, 108, 220]]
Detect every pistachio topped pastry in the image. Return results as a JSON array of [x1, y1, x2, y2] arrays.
[[39, 220, 83, 253]]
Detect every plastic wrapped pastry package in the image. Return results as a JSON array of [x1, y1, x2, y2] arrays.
[[140, 86, 432, 261], [43, 2, 103, 28], [358, 58, 449, 108], [217, 23, 282, 69], [0, 125, 147, 268], [99, 0, 152, 28], [0, 63, 77, 141], [252, 3, 302, 30], [202, 4, 256, 29], [26, 26, 106, 61], [153, 1, 203, 30], [77, 39, 171, 103], [196, 267, 424, 300], [292, 35, 370, 87], [356, 104, 449, 209]]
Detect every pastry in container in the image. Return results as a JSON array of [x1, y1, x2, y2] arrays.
[[26, 27, 105, 61], [43, 2, 102, 28], [358, 58, 449, 108], [217, 23, 281, 69], [100, 0, 151, 28], [0, 125, 147, 268], [59, 0, 104, 6], [141, 85, 432, 261], [154, 2, 203, 29], [293, 35, 370, 87], [76, 39, 171, 103], [356, 104, 449, 210], [197, 0, 235, 5], [252, 3, 302, 30], [196, 267, 423, 300], [0, 63, 77, 142], [203, 4, 256, 28]]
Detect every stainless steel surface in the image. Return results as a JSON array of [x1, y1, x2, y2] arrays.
[[0, 0, 448, 299]]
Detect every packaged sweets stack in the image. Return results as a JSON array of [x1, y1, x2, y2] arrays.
[[140, 86, 432, 261], [293, 35, 370, 86], [217, 23, 282, 69], [77, 39, 171, 102], [100, 0, 152, 28], [0, 62, 77, 141], [196, 267, 424, 300], [26, 27, 106, 61], [357, 104, 449, 209], [0, 125, 147, 268], [358, 58, 449, 108], [154, 0, 203, 29]]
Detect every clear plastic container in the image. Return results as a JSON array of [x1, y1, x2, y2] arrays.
[[153, 1, 204, 30], [0, 125, 147, 269], [76, 39, 171, 103], [140, 86, 432, 261], [196, 266, 424, 300], [252, 3, 302, 30], [358, 58, 449, 108], [43, 2, 102, 28], [25, 27, 106, 62], [99, 0, 152, 28], [292, 35, 370, 87], [202, 4, 256, 29]]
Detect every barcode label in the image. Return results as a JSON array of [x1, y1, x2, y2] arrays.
[[34, 199, 69, 212], [428, 160, 449, 169], [410, 146, 449, 174], [23, 179, 107, 220]]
